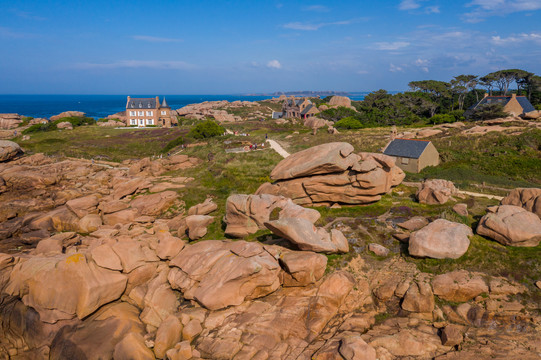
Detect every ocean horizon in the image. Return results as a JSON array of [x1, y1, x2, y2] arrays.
[[0, 93, 369, 120]]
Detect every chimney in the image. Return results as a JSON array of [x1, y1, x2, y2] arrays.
[[511, 93, 516, 98], [483, 93, 488, 98]]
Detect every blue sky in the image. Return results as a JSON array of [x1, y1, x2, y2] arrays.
[[1, 0, 541, 94]]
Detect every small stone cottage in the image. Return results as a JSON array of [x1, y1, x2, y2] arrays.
[[383, 138, 439, 173], [470, 93, 535, 117]]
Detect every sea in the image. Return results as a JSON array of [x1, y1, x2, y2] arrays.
[[0, 94, 367, 120]]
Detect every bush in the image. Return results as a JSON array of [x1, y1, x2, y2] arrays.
[[448, 109, 465, 121], [162, 136, 185, 153], [22, 116, 95, 134], [188, 120, 224, 139], [319, 106, 357, 122], [536, 104, 541, 111], [469, 104, 510, 121], [335, 116, 363, 129], [430, 114, 455, 124]]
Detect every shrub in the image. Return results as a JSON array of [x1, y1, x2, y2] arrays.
[[188, 120, 225, 139], [22, 116, 95, 134], [448, 109, 465, 121], [536, 104, 541, 111], [335, 116, 363, 129], [430, 114, 455, 124], [162, 136, 185, 153], [469, 103, 510, 121], [319, 106, 357, 122]]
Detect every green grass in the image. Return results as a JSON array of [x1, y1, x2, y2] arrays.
[[15, 126, 184, 162]]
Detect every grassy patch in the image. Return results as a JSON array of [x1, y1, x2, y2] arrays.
[[15, 126, 184, 162]]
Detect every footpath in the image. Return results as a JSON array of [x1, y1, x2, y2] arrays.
[[266, 139, 290, 158]]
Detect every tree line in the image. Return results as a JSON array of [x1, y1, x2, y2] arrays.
[[319, 68, 541, 129]]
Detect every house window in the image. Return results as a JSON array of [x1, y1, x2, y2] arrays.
[[130, 119, 137, 125], [138, 111, 144, 116], [148, 104, 151, 108], [401, 158, 409, 165], [146, 119, 154, 125], [139, 103, 142, 108], [161, 111, 166, 115], [129, 111, 136, 116], [146, 111, 153, 116]]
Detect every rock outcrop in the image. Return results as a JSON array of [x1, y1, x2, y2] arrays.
[[476, 205, 541, 247], [224, 193, 320, 237], [50, 111, 86, 121], [500, 188, 541, 218], [0, 114, 22, 129], [265, 217, 349, 254], [0, 140, 23, 162], [328, 96, 354, 109], [409, 219, 473, 259], [417, 179, 458, 204], [256, 142, 405, 206]]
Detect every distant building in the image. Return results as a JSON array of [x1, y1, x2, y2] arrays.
[[469, 93, 535, 117], [383, 138, 439, 173], [125, 96, 176, 127], [281, 97, 320, 119]]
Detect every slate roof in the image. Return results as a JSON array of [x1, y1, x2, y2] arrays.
[[516, 97, 535, 113], [383, 139, 431, 159], [300, 104, 316, 115], [161, 97, 170, 108], [127, 98, 157, 109]]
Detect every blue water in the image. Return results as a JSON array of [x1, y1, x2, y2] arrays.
[[0, 94, 367, 119]]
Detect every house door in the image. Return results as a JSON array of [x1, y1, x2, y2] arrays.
[[139, 119, 144, 127]]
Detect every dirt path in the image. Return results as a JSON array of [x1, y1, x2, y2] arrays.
[[266, 139, 290, 158], [402, 181, 505, 200]]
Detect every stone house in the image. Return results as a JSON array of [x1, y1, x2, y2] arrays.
[[383, 138, 439, 173], [281, 97, 320, 119], [470, 93, 535, 117], [125, 96, 176, 127]]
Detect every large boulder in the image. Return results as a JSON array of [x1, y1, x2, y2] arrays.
[[223, 193, 320, 237], [409, 219, 472, 259], [168, 240, 281, 310], [265, 217, 349, 254], [187, 197, 218, 216], [0, 114, 22, 129], [432, 270, 488, 302], [416, 179, 458, 205], [185, 215, 214, 240], [500, 188, 541, 218], [279, 251, 327, 287], [476, 205, 541, 247], [56, 121, 73, 130], [6, 253, 127, 323], [130, 191, 178, 216], [257, 143, 404, 206], [0, 140, 23, 162], [328, 96, 353, 108]]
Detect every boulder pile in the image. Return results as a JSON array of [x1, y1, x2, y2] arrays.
[[0, 114, 22, 129], [417, 179, 458, 205], [256, 142, 405, 206]]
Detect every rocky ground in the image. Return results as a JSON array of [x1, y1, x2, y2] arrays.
[[0, 138, 540, 359]]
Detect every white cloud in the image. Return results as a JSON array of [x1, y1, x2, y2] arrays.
[[132, 35, 183, 43], [375, 41, 410, 50], [282, 18, 362, 31], [464, 0, 541, 22], [74, 60, 195, 70], [491, 32, 541, 45], [303, 5, 330, 12], [425, 6, 440, 13], [399, 0, 422, 10], [414, 58, 430, 72], [267, 60, 282, 69], [389, 63, 404, 72]]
